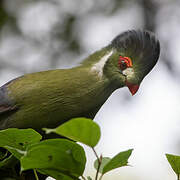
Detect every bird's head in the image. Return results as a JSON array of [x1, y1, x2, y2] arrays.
[[103, 30, 160, 95]]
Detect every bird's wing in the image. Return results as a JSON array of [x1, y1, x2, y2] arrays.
[[0, 84, 17, 114]]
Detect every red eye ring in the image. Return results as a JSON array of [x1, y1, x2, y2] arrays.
[[118, 56, 132, 70]]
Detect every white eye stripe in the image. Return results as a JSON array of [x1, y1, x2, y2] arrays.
[[91, 50, 113, 77]]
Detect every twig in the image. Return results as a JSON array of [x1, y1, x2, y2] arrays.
[[99, 174, 103, 180], [33, 169, 39, 180], [92, 148, 100, 164], [92, 148, 102, 180]]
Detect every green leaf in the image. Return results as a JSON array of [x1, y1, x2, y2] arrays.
[[166, 153, 180, 178], [38, 169, 75, 180], [20, 139, 86, 179], [94, 157, 111, 173], [0, 128, 42, 159], [0, 154, 18, 169], [87, 176, 93, 180], [43, 117, 101, 147], [102, 149, 133, 174]]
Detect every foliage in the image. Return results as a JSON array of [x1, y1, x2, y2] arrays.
[[43, 118, 101, 147], [21, 139, 86, 180], [0, 128, 42, 159], [0, 118, 133, 180], [94, 149, 133, 175], [166, 153, 180, 180]]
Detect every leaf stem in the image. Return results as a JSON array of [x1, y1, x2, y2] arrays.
[[92, 148, 100, 164], [92, 148, 101, 180], [99, 174, 103, 180], [33, 169, 39, 180]]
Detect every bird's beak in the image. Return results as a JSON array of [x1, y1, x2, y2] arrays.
[[126, 81, 140, 95]]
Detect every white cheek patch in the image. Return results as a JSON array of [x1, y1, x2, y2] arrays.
[[122, 68, 134, 78], [91, 50, 113, 77]]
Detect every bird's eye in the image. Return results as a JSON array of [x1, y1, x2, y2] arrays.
[[119, 60, 127, 70], [118, 56, 132, 71]]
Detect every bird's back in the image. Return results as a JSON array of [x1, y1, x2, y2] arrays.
[[0, 67, 113, 131]]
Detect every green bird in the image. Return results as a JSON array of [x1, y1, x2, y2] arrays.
[[0, 30, 160, 134]]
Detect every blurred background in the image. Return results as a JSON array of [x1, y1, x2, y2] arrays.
[[0, 0, 180, 179]]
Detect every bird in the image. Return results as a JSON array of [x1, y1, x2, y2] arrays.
[[0, 30, 160, 135]]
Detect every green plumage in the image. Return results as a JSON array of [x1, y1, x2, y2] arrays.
[[0, 30, 160, 135]]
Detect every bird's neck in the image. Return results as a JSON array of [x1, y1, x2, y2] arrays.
[[81, 46, 112, 78]]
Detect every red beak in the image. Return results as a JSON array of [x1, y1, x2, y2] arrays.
[[126, 82, 140, 95]]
